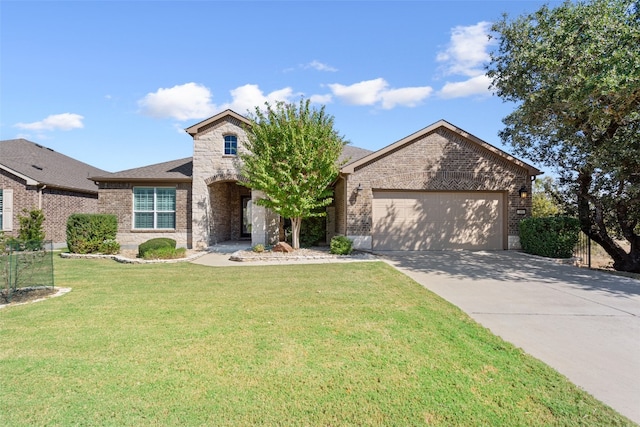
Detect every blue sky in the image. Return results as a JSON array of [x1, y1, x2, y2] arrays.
[[1, 1, 559, 173]]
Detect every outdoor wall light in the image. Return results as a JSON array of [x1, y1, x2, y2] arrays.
[[356, 183, 363, 192], [519, 185, 528, 199]]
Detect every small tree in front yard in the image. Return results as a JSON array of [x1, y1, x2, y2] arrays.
[[240, 98, 348, 249]]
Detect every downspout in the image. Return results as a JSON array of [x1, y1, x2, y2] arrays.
[[38, 185, 47, 210]]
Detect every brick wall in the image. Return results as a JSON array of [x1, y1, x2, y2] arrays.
[[1, 168, 99, 246], [98, 181, 192, 248], [42, 188, 99, 244], [344, 128, 532, 249]]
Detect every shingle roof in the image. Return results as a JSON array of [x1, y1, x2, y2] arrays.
[[340, 145, 373, 166], [90, 157, 193, 182], [0, 138, 109, 194], [91, 145, 371, 182]]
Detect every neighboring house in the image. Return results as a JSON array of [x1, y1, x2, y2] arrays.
[[91, 110, 541, 251], [0, 139, 108, 246]]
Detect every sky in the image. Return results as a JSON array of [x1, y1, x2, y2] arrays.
[[1, 0, 562, 173]]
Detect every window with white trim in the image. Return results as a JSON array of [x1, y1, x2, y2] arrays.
[[224, 135, 238, 155], [133, 187, 176, 229]]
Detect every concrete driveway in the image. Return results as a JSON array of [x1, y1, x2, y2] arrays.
[[378, 250, 640, 424]]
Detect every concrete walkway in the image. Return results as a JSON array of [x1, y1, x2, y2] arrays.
[[378, 250, 640, 424]]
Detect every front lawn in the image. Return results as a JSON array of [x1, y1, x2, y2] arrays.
[[0, 258, 632, 426]]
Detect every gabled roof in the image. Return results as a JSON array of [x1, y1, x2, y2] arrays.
[[90, 157, 193, 183], [0, 139, 109, 194], [185, 109, 251, 136], [340, 119, 542, 176]]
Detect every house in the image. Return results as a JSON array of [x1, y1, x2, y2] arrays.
[[91, 110, 541, 251], [0, 139, 109, 246]]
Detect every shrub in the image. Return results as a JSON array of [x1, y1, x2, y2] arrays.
[[252, 244, 265, 253], [138, 238, 176, 258], [519, 216, 580, 258], [141, 247, 186, 260], [300, 216, 326, 247], [67, 214, 118, 254], [99, 239, 121, 255], [18, 209, 45, 249], [330, 235, 353, 255]]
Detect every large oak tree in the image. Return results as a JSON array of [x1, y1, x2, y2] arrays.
[[488, 0, 640, 272], [240, 99, 347, 249]]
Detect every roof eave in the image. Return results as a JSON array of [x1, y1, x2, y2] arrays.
[[90, 177, 192, 183], [185, 109, 251, 136], [0, 164, 39, 185]]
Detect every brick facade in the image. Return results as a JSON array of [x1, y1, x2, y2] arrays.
[[1, 168, 99, 246], [97, 181, 191, 249], [337, 127, 533, 250]]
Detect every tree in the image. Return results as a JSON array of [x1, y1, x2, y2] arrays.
[[240, 99, 347, 249], [532, 177, 562, 218], [18, 209, 45, 244], [487, 0, 640, 272]]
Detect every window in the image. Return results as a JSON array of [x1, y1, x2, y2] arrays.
[[224, 135, 237, 155], [133, 187, 176, 229]]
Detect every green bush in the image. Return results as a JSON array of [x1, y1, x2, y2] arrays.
[[330, 235, 353, 255], [66, 214, 118, 254], [18, 209, 45, 249], [300, 216, 326, 247], [99, 239, 121, 255], [252, 244, 265, 253], [519, 216, 580, 258], [138, 238, 176, 258], [141, 246, 186, 260]]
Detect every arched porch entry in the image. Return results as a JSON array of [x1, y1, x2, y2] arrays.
[[205, 173, 279, 246]]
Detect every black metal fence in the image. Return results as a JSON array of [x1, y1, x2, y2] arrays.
[[574, 232, 591, 269], [1, 240, 54, 303]]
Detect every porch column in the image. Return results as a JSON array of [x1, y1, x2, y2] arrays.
[[251, 190, 279, 246]]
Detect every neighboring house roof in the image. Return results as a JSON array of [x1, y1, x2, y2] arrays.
[[340, 119, 543, 176], [90, 157, 193, 183], [0, 138, 108, 194], [340, 145, 373, 166]]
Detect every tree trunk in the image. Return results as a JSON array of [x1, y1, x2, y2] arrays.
[[291, 217, 302, 249], [577, 169, 640, 273]]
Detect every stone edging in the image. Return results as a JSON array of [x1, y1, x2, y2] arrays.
[[0, 287, 72, 310], [515, 251, 581, 265], [228, 250, 377, 262], [59, 251, 209, 264]]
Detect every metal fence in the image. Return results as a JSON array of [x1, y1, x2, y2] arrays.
[[574, 232, 592, 269], [1, 240, 54, 303]]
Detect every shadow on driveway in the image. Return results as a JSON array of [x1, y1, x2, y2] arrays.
[[376, 250, 640, 299]]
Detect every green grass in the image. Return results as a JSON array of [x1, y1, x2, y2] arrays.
[[0, 258, 633, 426]]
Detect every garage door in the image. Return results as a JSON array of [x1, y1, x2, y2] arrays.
[[372, 191, 504, 251]]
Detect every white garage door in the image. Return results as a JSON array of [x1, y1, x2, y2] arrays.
[[372, 191, 504, 251]]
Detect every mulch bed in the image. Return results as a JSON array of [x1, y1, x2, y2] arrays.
[[1, 287, 57, 305]]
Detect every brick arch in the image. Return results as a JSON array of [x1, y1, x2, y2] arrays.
[[204, 171, 247, 185]]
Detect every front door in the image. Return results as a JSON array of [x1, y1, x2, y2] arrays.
[[241, 196, 252, 238]]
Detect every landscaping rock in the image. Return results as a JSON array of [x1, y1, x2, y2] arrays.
[[272, 242, 294, 253]]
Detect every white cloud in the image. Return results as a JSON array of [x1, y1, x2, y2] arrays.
[[437, 21, 495, 77], [380, 86, 434, 109], [304, 60, 338, 72], [328, 78, 432, 109], [14, 113, 84, 131], [439, 75, 493, 99], [309, 93, 333, 104], [435, 21, 496, 99], [221, 84, 297, 114], [138, 82, 216, 121], [138, 82, 301, 120]]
